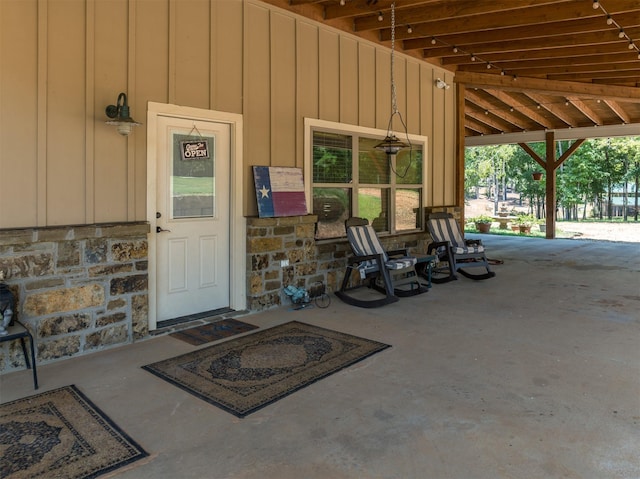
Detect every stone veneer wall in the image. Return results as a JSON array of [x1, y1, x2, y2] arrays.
[[0, 222, 150, 373], [245, 213, 451, 311], [1, 208, 461, 373]]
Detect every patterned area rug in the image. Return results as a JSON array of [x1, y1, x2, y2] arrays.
[[0, 385, 147, 479], [143, 321, 390, 417], [170, 318, 258, 345]]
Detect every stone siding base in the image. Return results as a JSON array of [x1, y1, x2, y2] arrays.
[[0, 223, 149, 373], [246, 211, 454, 311]]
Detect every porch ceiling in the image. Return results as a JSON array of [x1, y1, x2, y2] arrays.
[[262, 0, 640, 138]]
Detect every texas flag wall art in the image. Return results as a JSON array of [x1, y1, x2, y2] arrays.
[[252, 166, 308, 218]]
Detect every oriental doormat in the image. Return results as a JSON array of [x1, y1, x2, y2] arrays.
[[170, 318, 258, 345], [142, 321, 391, 418], [0, 385, 148, 479]]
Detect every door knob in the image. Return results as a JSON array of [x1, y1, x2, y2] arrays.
[[156, 226, 171, 233]]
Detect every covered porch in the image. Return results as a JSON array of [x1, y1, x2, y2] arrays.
[[3, 234, 638, 478]]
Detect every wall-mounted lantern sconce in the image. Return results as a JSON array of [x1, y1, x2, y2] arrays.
[[105, 92, 141, 136], [435, 78, 450, 90]]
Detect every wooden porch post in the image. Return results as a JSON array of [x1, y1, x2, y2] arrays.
[[518, 134, 586, 239], [456, 83, 466, 227], [545, 131, 556, 239]]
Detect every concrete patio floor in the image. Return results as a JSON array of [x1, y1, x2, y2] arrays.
[[2, 235, 639, 479]]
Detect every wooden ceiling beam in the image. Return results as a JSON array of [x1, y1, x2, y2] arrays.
[[324, 0, 442, 21], [464, 116, 498, 135], [354, 0, 581, 32], [388, 10, 640, 43], [465, 90, 530, 130], [524, 92, 578, 127], [566, 96, 604, 125], [454, 71, 640, 103], [466, 103, 516, 132], [549, 69, 640, 81], [412, 30, 627, 55], [456, 52, 640, 72], [467, 61, 640, 77], [440, 44, 633, 66], [482, 89, 553, 129], [603, 100, 632, 124], [465, 105, 511, 134]]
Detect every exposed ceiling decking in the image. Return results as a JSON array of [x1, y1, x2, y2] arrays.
[[262, 0, 640, 139]]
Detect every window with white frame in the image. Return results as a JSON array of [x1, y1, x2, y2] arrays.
[[308, 120, 425, 240]]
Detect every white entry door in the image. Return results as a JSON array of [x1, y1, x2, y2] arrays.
[[155, 115, 231, 321]]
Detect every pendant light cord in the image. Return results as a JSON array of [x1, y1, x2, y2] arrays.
[[388, 1, 412, 178], [390, 2, 398, 116]]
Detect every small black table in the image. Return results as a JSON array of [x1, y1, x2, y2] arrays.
[[0, 320, 38, 389], [413, 254, 437, 288]]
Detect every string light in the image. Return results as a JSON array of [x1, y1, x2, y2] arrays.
[[423, 1, 640, 84], [407, 25, 413, 34], [377, 11, 383, 21], [592, 2, 640, 58]]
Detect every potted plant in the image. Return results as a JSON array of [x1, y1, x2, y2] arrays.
[[537, 217, 546, 233], [471, 215, 493, 233], [514, 214, 535, 234]]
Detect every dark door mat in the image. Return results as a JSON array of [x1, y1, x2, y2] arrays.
[[170, 318, 259, 345], [0, 385, 148, 479]]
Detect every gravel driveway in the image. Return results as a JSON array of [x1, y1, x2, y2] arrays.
[[556, 221, 640, 242]]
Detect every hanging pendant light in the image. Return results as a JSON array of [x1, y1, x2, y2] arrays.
[[375, 1, 410, 155]]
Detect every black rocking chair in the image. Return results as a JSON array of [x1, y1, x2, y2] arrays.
[[335, 218, 428, 308], [426, 212, 496, 283]]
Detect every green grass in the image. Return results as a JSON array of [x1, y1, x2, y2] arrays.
[[173, 176, 213, 196], [357, 194, 382, 222], [464, 226, 546, 238]]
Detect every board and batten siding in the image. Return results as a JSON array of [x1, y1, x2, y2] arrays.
[[0, 0, 455, 228]]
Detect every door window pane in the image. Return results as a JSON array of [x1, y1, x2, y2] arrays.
[[171, 133, 215, 218]]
